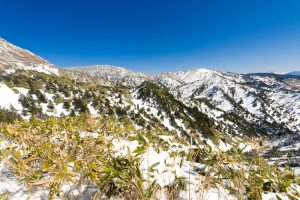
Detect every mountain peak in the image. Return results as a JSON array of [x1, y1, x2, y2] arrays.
[[160, 67, 218, 84], [0, 37, 48, 64], [0, 37, 58, 75]]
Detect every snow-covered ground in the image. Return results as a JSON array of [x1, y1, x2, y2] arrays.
[[0, 133, 299, 200]]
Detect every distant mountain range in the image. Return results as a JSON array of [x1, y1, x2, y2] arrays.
[[286, 71, 300, 76], [248, 71, 300, 79]]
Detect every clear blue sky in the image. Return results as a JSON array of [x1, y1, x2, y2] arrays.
[[1, 0, 300, 73]]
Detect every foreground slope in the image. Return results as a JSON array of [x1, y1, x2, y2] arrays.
[[1, 115, 299, 200]]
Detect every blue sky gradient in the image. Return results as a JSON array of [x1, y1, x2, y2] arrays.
[[1, 0, 300, 73]]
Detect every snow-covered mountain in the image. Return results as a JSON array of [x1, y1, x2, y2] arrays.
[[72, 65, 300, 135], [0, 37, 58, 75], [157, 69, 300, 134], [65, 65, 153, 87], [0, 38, 300, 199]]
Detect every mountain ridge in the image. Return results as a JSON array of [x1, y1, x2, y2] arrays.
[[0, 37, 58, 75]]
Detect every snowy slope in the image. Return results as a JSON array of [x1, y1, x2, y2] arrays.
[[156, 68, 300, 134], [0, 37, 58, 75]]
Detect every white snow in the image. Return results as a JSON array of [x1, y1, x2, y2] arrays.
[[0, 83, 23, 111], [112, 138, 236, 200], [279, 142, 300, 151]]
